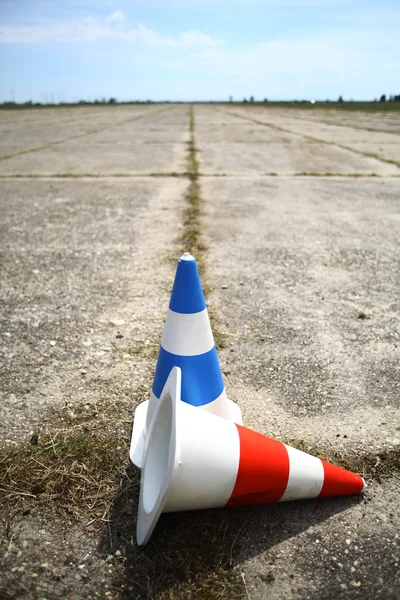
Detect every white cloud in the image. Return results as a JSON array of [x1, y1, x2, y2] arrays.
[[107, 0, 351, 7], [106, 10, 127, 23], [125, 24, 177, 47], [0, 11, 220, 48], [179, 30, 218, 48], [188, 25, 400, 79]]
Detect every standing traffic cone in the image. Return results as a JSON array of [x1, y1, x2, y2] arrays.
[[130, 253, 243, 468], [137, 367, 365, 545]]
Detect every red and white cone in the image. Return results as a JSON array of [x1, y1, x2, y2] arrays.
[[137, 367, 365, 545]]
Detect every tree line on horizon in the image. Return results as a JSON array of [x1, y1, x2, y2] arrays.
[[236, 94, 400, 104], [2, 94, 400, 106]]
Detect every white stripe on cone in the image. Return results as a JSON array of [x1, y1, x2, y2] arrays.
[[161, 308, 214, 356], [280, 445, 324, 501], [137, 367, 366, 546]]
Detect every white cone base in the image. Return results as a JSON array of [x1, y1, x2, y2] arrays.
[[201, 396, 243, 425], [130, 396, 242, 468], [137, 369, 181, 546], [130, 400, 149, 468]]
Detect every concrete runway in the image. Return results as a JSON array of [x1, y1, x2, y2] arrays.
[[1, 103, 399, 599], [197, 105, 399, 598]]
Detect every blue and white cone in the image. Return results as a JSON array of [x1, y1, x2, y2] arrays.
[[130, 252, 243, 468]]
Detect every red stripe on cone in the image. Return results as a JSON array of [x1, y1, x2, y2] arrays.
[[318, 460, 365, 498], [226, 424, 290, 506]]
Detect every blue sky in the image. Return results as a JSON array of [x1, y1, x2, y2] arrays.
[[0, 0, 399, 102]]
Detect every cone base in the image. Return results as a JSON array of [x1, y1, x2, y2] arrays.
[[130, 400, 149, 468], [137, 369, 181, 546], [202, 396, 243, 425], [130, 395, 243, 469]]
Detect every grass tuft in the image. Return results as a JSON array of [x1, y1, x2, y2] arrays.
[[0, 390, 148, 522], [111, 340, 159, 358], [357, 311, 370, 320], [181, 107, 204, 265], [179, 106, 227, 349]]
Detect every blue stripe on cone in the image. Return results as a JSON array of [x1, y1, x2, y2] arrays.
[[169, 255, 206, 314], [152, 346, 224, 407]]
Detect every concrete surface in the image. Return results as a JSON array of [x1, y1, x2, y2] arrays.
[[203, 174, 399, 444], [261, 107, 400, 135], [198, 104, 400, 600], [0, 105, 149, 160], [0, 176, 186, 444], [1, 103, 399, 600], [0, 107, 187, 175], [228, 106, 400, 166], [196, 109, 399, 175]]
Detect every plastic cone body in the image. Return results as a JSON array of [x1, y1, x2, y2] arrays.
[[130, 253, 242, 468], [137, 367, 365, 545]]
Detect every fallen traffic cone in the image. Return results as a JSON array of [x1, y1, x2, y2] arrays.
[[137, 367, 365, 545], [130, 252, 243, 468]]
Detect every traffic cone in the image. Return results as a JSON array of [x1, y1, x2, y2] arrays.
[[137, 367, 365, 545], [130, 252, 243, 468]]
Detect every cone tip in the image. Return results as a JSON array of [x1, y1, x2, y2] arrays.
[[180, 252, 195, 262], [361, 477, 367, 492]]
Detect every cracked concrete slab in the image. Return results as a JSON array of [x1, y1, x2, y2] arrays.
[[195, 107, 399, 175], [0, 141, 187, 176], [261, 107, 400, 135], [0, 176, 187, 444], [0, 108, 188, 175], [228, 106, 400, 169], [0, 105, 151, 159], [203, 175, 399, 445], [1, 103, 399, 600], [199, 104, 399, 600]]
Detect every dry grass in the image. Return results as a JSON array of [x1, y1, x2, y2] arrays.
[[110, 340, 159, 359], [332, 447, 400, 482], [0, 392, 143, 522], [179, 106, 227, 351], [180, 107, 205, 265], [357, 310, 370, 320]]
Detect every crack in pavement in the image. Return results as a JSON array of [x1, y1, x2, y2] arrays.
[[2, 172, 399, 180]]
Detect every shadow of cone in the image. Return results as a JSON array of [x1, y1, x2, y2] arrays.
[[137, 367, 365, 546], [130, 253, 242, 468]]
